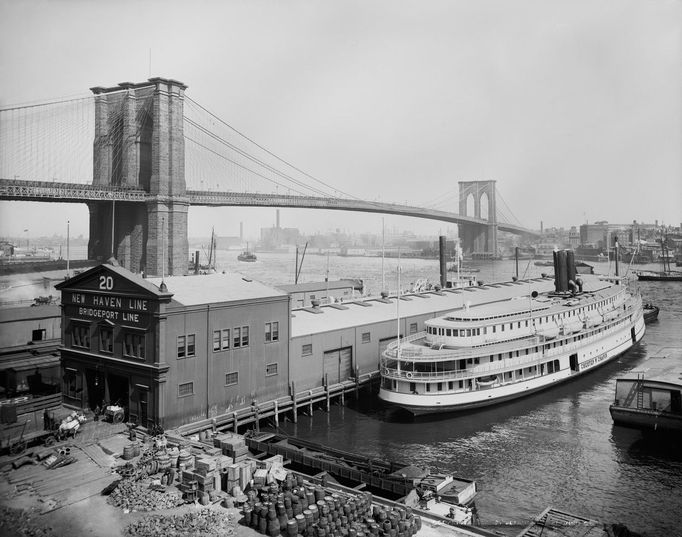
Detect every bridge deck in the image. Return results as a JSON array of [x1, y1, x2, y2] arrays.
[[0, 179, 537, 235]]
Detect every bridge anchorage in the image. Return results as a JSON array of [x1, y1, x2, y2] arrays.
[[0, 77, 538, 275]]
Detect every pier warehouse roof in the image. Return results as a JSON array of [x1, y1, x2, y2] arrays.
[[289, 277, 558, 337], [146, 272, 287, 306]]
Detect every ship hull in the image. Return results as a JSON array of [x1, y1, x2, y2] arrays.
[[380, 312, 645, 416], [610, 406, 682, 433]]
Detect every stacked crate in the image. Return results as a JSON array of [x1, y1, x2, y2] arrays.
[[194, 457, 218, 494], [213, 432, 250, 462]]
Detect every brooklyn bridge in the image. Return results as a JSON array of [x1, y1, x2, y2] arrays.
[[0, 77, 538, 276]]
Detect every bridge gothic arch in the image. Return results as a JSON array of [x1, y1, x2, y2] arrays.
[[458, 180, 498, 256]]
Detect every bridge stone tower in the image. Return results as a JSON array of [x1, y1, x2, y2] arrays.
[[458, 180, 498, 256], [88, 78, 188, 276]]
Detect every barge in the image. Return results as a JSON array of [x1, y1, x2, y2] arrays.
[[245, 432, 478, 525], [609, 355, 682, 434]]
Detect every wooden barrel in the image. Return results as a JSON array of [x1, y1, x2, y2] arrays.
[[267, 518, 280, 537], [287, 519, 299, 537], [122, 444, 135, 460], [155, 451, 171, 470], [304, 509, 313, 528]]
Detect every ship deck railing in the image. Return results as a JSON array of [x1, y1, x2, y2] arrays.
[[381, 298, 642, 382], [384, 296, 640, 362]]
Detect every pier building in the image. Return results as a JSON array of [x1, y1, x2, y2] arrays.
[[276, 279, 364, 308], [0, 304, 61, 401], [55, 263, 289, 428]]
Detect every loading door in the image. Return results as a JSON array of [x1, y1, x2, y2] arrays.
[[379, 336, 401, 369], [323, 347, 352, 385]]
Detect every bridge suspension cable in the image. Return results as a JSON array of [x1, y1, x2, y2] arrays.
[[0, 95, 96, 184], [495, 189, 524, 227], [183, 96, 362, 201]]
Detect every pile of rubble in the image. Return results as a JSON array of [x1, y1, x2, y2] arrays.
[[0, 506, 57, 537], [108, 478, 184, 511], [123, 508, 237, 537]]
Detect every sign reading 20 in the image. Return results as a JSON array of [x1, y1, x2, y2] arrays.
[[99, 275, 114, 291]]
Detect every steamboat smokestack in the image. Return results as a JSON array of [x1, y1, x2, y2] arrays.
[[566, 250, 576, 283], [557, 250, 568, 292]]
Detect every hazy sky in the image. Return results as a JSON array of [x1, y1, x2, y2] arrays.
[[0, 0, 680, 241]]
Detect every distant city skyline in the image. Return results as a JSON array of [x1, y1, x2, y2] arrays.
[[1, 0, 680, 238]]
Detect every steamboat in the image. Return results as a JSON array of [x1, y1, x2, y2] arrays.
[[379, 250, 646, 415]]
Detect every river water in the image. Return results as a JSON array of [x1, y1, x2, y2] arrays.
[[216, 250, 682, 537]]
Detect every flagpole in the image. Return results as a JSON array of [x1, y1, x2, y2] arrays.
[[396, 249, 401, 373]]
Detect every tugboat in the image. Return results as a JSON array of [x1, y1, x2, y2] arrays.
[[643, 303, 659, 324], [238, 243, 257, 262]]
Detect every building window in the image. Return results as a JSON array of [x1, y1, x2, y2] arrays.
[[178, 334, 196, 358], [265, 322, 279, 343], [72, 324, 90, 349], [225, 372, 239, 386], [409, 323, 418, 335], [213, 329, 230, 351], [32, 328, 46, 341], [266, 363, 278, 376], [302, 343, 312, 356], [123, 333, 145, 359], [241, 326, 249, 347], [178, 381, 194, 397], [99, 327, 113, 353], [233, 327, 241, 348], [361, 332, 371, 344], [63, 370, 82, 401]]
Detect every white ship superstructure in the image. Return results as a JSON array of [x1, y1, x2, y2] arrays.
[[379, 250, 646, 415]]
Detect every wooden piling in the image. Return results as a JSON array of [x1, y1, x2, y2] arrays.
[[291, 382, 298, 423], [325, 374, 330, 412]]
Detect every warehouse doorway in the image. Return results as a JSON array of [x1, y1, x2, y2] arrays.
[[107, 374, 130, 416], [85, 369, 105, 410], [323, 347, 352, 385]]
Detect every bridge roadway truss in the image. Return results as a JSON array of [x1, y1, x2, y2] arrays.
[[0, 178, 534, 235]]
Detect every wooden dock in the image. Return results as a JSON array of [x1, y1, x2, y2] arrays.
[[175, 370, 380, 436]]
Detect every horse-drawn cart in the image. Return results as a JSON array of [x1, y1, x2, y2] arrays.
[[0, 409, 86, 454]]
